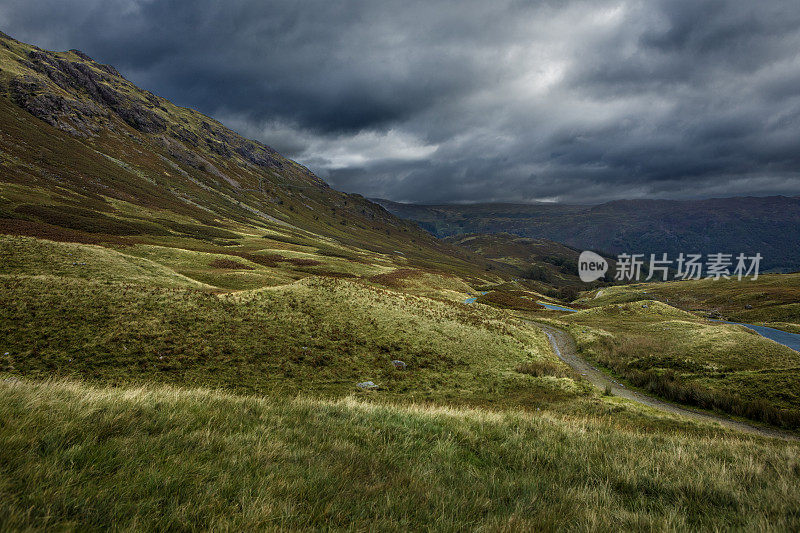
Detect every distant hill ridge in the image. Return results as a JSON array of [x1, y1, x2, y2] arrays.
[[374, 196, 800, 271]]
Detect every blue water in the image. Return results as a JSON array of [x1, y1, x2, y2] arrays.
[[463, 291, 488, 304], [716, 321, 800, 352], [537, 302, 578, 313]]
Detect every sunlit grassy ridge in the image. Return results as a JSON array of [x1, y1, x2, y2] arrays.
[[364, 267, 475, 301], [1, 234, 213, 289], [1, 379, 799, 531], [581, 274, 800, 331], [1, 235, 566, 406], [557, 301, 800, 429]]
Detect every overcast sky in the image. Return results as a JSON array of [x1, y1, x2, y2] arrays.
[[3, 0, 800, 204]]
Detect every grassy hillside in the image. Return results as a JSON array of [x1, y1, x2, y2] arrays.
[[1, 235, 572, 407], [580, 274, 800, 332], [3, 31, 800, 529], [2, 379, 799, 531], [554, 301, 800, 428]]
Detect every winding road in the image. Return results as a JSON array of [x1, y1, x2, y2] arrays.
[[531, 322, 798, 441]]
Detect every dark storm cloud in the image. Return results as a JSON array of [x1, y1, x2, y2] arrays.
[[2, 0, 800, 203]]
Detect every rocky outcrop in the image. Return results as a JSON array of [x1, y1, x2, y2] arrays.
[[23, 49, 166, 134], [8, 76, 105, 136], [2, 33, 327, 187]]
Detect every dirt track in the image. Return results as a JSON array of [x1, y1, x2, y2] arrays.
[[531, 322, 798, 441]]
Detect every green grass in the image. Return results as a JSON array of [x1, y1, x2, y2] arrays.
[[112, 243, 299, 290], [560, 301, 800, 429], [1, 379, 799, 531], [366, 268, 475, 301], [0, 235, 567, 406], [0, 235, 211, 289], [581, 274, 800, 331], [0, 274, 565, 405], [5, 31, 800, 528], [0, 234, 395, 292], [3, 236, 800, 529]]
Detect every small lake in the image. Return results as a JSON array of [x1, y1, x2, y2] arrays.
[[537, 302, 578, 313], [463, 291, 488, 304]]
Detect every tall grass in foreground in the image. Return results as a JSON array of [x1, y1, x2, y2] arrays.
[[1, 380, 799, 531]]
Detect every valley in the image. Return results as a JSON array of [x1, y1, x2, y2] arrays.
[[1, 31, 800, 530]]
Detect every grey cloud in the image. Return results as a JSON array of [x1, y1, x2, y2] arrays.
[[1, 0, 800, 203]]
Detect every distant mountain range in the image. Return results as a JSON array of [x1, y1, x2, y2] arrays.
[[374, 197, 800, 272]]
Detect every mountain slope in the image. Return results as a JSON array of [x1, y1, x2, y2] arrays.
[[0, 32, 498, 279], [375, 197, 800, 271]]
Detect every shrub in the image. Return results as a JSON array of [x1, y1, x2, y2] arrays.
[[162, 221, 240, 240], [558, 286, 579, 302], [522, 265, 551, 282], [619, 366, 800, 430], [15, 204, 170, 236], [232, 252, 282, 267], [478, 291, 542, 311]]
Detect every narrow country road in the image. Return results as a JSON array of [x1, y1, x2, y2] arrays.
[[531, 322, 798, 441]]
